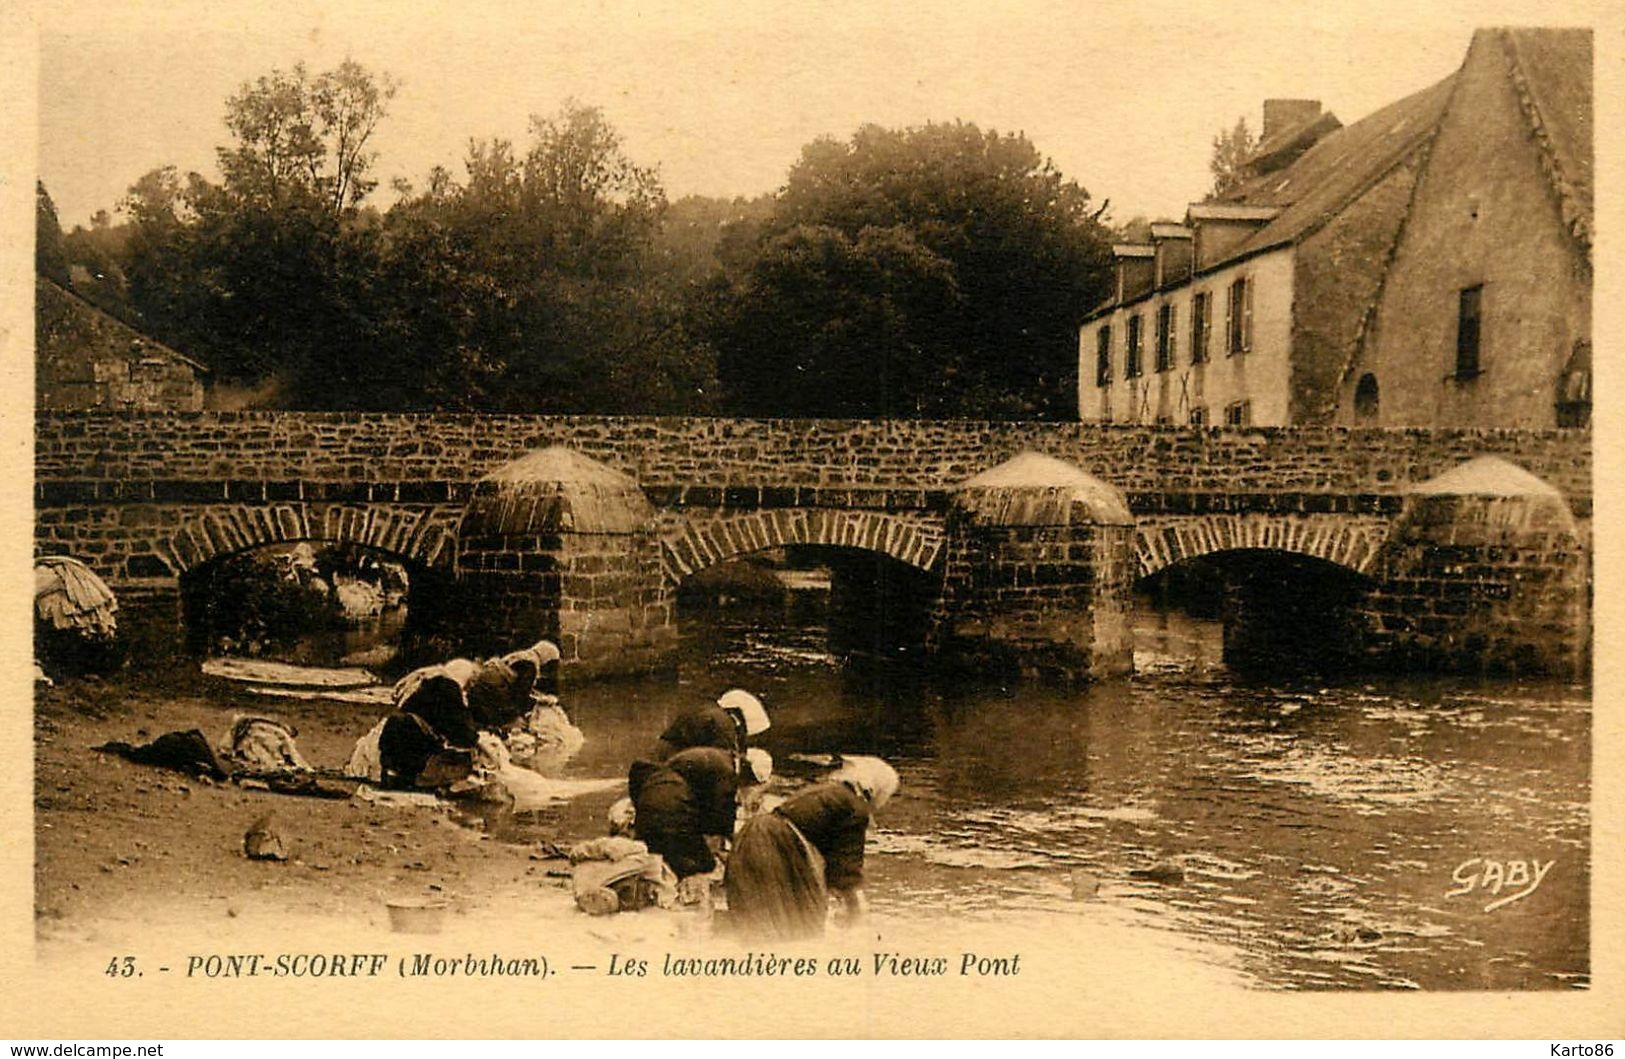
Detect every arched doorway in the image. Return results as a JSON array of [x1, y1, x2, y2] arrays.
[[1354, 373, 1380, 423]]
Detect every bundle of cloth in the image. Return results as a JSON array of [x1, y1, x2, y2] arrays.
[[34, 556, 118, 639], [97, 714, 351, 798], [568, 836, 679, 916]]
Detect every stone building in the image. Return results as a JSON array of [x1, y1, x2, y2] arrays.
[[36, 276, 209, 412], [1078, 28, 1591, 429]]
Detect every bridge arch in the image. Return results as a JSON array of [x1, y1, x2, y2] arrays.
[[659, 508, 946, 585], [156, 503, 459, 575], [1133, 513, 1393, 579]]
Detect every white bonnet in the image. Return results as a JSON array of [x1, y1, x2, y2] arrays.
[[718, 688, 771, 736], [833, 755, 899, 810]]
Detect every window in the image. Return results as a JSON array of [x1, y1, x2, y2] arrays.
[[1154, 414, 1174, 425], [1189, 405, 1207, 427], [1190, 291, 1211, 364], [1354, 373, 1379, 422], [1226, 275, 1253, 355], [1126, 314, 1143, 377], [1155, 303, 1176, 371], [1224, 400, 1251, 426], [1555, 338, 1590, 428], [1095, 325, 1112, 387], [1456, 285, 1482, 380]]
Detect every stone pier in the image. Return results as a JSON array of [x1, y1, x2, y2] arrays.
[[1360, 456, 1589, 675], [454, 447, 677, 675], [933, 452, 1136, 682]]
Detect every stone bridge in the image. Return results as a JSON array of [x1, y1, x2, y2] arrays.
[[34, 413, 1592, 680]]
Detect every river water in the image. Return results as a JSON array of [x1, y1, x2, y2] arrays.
[[509, 590, 1590, 993]]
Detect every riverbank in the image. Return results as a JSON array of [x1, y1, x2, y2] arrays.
[[34, 674, 552, 928], [31, 671, 1253, 1024]]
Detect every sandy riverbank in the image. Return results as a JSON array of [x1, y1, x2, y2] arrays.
[[29, 673, 1254, 1035]]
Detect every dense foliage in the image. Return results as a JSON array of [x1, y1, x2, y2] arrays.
[[707, 122, 1113, 418], [44, 62, 1116, 419], [181, 550, 347, 657]]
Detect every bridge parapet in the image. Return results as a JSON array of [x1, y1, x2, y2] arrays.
[[35, 413, 1592, 514]]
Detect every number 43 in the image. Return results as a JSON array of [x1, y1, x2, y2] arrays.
[[104, 956, 138, 978]]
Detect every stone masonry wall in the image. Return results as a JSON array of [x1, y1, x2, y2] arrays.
[[36, 413, 1592, 514], [453, 529, 565, 656], [454, 528, 677, 674], [935, 522, 1137, 682], [1361, 493, 1588, 675], [555, 533, 678, 677], [33, 413, 1590, 681]]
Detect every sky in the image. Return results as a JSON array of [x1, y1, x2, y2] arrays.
[[34, 0, 1604, 230]]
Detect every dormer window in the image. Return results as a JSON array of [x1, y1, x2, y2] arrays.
[[1184, 204, 1282, 271], [1112, 244, 1157, 303], [1150, 223, 1194, 289]]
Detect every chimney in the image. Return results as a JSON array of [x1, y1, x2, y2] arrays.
[[1262, 99, 1322, 142]]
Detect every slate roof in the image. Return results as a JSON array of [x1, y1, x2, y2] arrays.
[[1499, 27, 1592, 257], [36, 276, 210, 374], [1084, 27, 1591, 336], [1212, 27, 1591, 269], [1216, 74, 1457, 262]]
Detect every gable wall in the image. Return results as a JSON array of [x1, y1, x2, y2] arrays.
[[1345, 34, 1590, 427]]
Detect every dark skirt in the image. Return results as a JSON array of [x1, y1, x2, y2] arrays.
[[724, 814, 828, 940], [638, 821, 716, 879]]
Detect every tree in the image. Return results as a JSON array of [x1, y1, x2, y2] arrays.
[[654, 194, 775, 289], [61, 220, 136, 320], [107, 77, 721, 413], [1114, 215, 1153, 244], [709, 121, 1113, 419], [118, 166, 210, 354], [373, 100, 715, 413], [717, 224, 962, 417], [1208, 117, 1257, 199], [35, 182, 71, 286], [114, 62, 399, 394], [218, 60, 397, 214]]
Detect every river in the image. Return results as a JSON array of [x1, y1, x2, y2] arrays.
[[494, 589, 1588, 993]]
